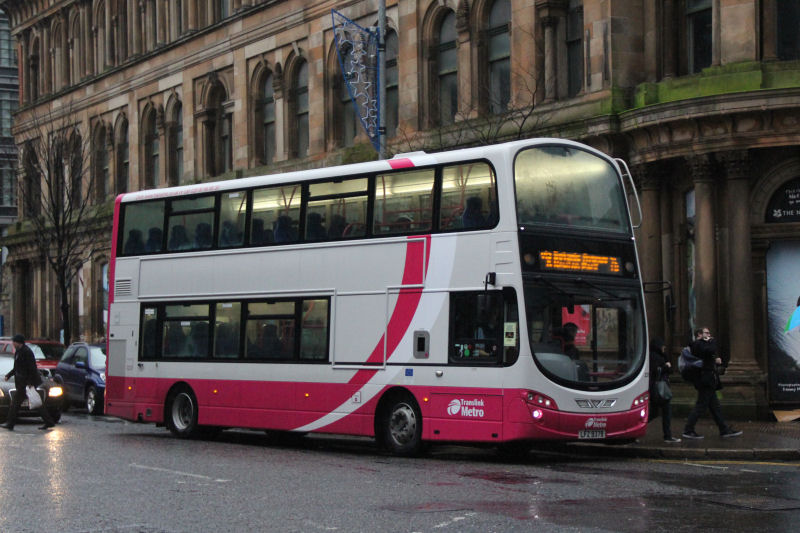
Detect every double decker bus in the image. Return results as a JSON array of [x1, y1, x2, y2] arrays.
[[105, 139, 648, 455]]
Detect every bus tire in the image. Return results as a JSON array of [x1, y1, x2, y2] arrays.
[[380, 395, 423, 456], [165, 387, 201, 439]]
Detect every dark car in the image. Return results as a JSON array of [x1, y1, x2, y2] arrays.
[[55, 342, 107, 414], [0, 355, 64, 425]]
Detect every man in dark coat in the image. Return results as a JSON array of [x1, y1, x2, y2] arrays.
[[2, 333, 56, 430], [682, 327, 741, 440]]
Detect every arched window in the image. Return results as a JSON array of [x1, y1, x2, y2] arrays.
[[167, 101, 183, 186], [52, 21, 67, 91], [115, 117, 129, 194], [68, 131, 83, 205], [566, 0, 584, 97], [291, 60, 309, 159], [487, 0, 511, 112], [23, 143, 41, 217], [384, 29, 399, 138], [170, 0, 184, 40], [437, 12, 458, 126], [29, 37, 40, 101], [254, 71, 276, 165], [143, 107, 159, 189], [93, 124, 110, 202], [70, 12, 83, 84], [205, 81, 232, 176]]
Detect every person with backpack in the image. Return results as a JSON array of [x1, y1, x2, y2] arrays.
[[649, 337, 680, 442], [682, 327, 742, 440]]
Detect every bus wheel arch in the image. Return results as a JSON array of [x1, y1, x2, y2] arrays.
[[164, 383, 201, 439], [375, 388, 423, 456]]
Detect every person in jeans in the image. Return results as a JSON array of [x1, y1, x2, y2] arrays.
[[649, 337, 680, 442], [682, 327, 742, 440]]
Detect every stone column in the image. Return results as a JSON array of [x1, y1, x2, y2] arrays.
[[688, 154, 717, 333], [643, 0, 658, 82], [719, 150, 760, 377], [635, 164, 665, 339], [273, 68, 286, 162], [542, 16, 558, 102]]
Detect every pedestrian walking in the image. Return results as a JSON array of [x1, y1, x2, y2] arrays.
[[2, 333, 56, 430], [682, 327, 742, 440], [648, 337, 680, 442]]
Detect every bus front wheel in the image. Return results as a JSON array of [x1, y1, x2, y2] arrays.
[[380, 396, 423, 456], [166, 388, 200, 439]]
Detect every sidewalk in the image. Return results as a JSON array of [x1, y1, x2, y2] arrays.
[[564, 419, 800, 461]]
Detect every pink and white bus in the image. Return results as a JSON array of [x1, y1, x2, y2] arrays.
[[105, 139, 649, 455]]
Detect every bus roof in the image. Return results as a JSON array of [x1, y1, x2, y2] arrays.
[[117, 138, 606, 204]]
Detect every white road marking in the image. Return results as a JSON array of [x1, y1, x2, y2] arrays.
[[129, 463, 230, 482]]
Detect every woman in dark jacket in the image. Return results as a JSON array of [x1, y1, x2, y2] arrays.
[[649, 337, 680, 442]]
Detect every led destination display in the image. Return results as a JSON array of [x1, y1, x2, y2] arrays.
[[538, 250, 622, 275]]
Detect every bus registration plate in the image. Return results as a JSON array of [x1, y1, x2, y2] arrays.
[[578, 429, 605, 439]]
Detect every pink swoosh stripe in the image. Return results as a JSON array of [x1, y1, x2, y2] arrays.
[[349, 235, 431, 386]]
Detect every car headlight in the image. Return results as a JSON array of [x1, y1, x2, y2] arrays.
[[0, 388, 4, 398], [100, 372, 106, 382], [48, 386, 63, 398]]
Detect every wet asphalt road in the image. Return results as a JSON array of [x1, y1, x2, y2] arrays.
[[1, 412, 799, 533]]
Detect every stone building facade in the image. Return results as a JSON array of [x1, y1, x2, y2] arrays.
[[0, 0, 799, 417]]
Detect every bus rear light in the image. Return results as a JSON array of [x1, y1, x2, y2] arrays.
[[631, 392, 649, 409], [525, 390, 558, 410]]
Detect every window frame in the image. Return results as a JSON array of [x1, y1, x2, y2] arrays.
[[118, 158, 500, 256], [448, 288, 519, 367], [139, 296, 331, 363]]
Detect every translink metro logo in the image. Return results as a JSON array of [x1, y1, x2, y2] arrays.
[[446, 398, 485, 418]]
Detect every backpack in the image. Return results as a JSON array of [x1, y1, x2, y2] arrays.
[[678, 346, 703, 381]]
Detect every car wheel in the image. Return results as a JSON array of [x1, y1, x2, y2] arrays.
[[86, 385, 103, 415], [380, 394, 423, 456], [165, 387, 201, 439]]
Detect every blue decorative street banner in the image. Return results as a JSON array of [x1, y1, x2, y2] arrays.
[[331, 9, 381, 152]]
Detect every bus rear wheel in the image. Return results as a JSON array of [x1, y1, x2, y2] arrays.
[[166, 388, 200, 439], [380, 396, 423, 456]]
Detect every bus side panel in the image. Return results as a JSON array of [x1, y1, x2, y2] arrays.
[[333, 294, 387, 365], [424, 391, 504, 442]]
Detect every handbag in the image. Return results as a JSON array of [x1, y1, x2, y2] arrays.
[[655, 379, 672, 402], [26, 385, 43, 409]]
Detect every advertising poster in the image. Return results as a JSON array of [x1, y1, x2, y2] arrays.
[[766, 241, 800, 406]]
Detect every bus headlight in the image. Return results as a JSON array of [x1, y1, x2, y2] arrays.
[[48, 386, 63, 398]]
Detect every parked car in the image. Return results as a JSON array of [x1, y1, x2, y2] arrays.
[[0, 337, 66, 379], [55, 342, 107, 414], [0, 355, 64, 424], [29, 339, 66, 378]]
